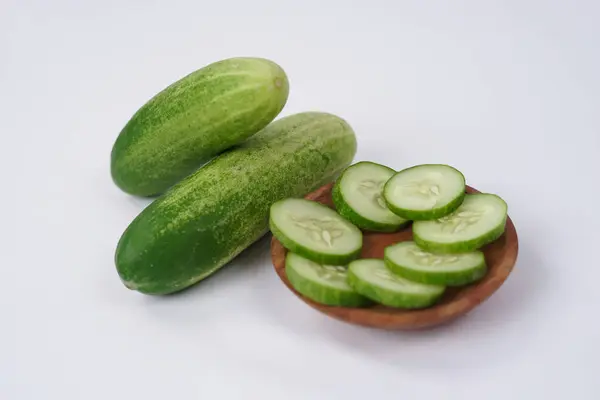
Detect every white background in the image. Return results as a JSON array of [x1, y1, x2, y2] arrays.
[[2, 0, 599, 399]]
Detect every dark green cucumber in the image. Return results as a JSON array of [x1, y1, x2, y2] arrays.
[[111, 57, 289, 197], [115, 112, 357, 295]]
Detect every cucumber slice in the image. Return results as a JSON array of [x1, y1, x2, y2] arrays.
[[285, 252, 372, 307], [270, 198, 363, 265], [384, 241, 487, 286], [347, 259, 445, 309], [383, 164, 466, 220], [413, 193, 507, 253], [332, 161, 409, 232]]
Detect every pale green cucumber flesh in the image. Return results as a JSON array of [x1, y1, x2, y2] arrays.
[[332, 161, 409, 232], [285, 253, 372, 307], [270, 198, 363, 265], [347, 259, 445, 309], [384, 241, 487, 286], [111, 57, 290, 197], [115, 112, 357, 295], [383, 164, 466, 220], [413, 193, 508, 253]]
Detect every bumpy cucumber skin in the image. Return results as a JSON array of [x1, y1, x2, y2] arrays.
[[332, 162, 410, 232], [269, 206, 363, 266], [347, 262, 445, 309], [111, 57, 290, 197], [115, 112, 357, 295], [384, 249, 487, 286], [285, 253, 372, 307], [413, 194, 508, 253], [383, 164, 466, 221]]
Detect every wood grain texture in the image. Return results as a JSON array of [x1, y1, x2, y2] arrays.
[[271, 183, 519, 330]]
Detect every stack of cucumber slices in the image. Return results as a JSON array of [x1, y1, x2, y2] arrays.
[[270, 162, 508, 310]]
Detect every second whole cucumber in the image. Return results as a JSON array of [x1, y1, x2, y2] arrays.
[[115, 112, 357, 295]]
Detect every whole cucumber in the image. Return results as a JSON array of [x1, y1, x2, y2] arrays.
[[115, 112, 358, 294], [111, 57, 289, 196]]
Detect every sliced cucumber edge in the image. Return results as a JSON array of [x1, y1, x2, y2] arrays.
[[347, 260, 446, 309], [269, 212, 363, 265], [332, 180, 410, 233], [383, 248, 488, 286], [383, 164, 466, 221], [385, 190, 466, 221], [285, 253, 372, 307], [413, 215, 507, 253]]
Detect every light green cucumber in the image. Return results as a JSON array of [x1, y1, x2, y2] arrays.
[[413, 193, 508, 253], [347, 259, 445, 309], [332, 161, 409, 232], [285, 253, 371, 307], [111, 57, 289, 197], [383, 164, 465, 220], [270, 198, 363, 265], [384, 241, 487, 286], [115, 112, 357, 295]]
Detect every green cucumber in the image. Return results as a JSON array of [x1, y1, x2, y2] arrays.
[[383, 164, 466, 220], [270, 198, 363, 265], [111, 57, 289, 197], [115, 112, 357, 295], [285, 252, 371, 307], [384, 241, 487, 286], [413, 193, 508, 253], [347, 259, 445, 308], [332, 161, 409, 232]]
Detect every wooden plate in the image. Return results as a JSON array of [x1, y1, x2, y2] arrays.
[[271, 183, 519, 330]]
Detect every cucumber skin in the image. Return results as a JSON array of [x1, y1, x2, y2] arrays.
[[115, 112, 357, 295], [413, 217, 507, 253], [285, 253, 372, 307], [111, 57, 289, 197], [332, 162, 410, 232], [383, 164, 466, 221], [347, 262, 445, 309], [384, 251, 488, 286], [269, 208, 363, 266]]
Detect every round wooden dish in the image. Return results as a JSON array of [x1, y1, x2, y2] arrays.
[[271, 183, 519, 330]]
